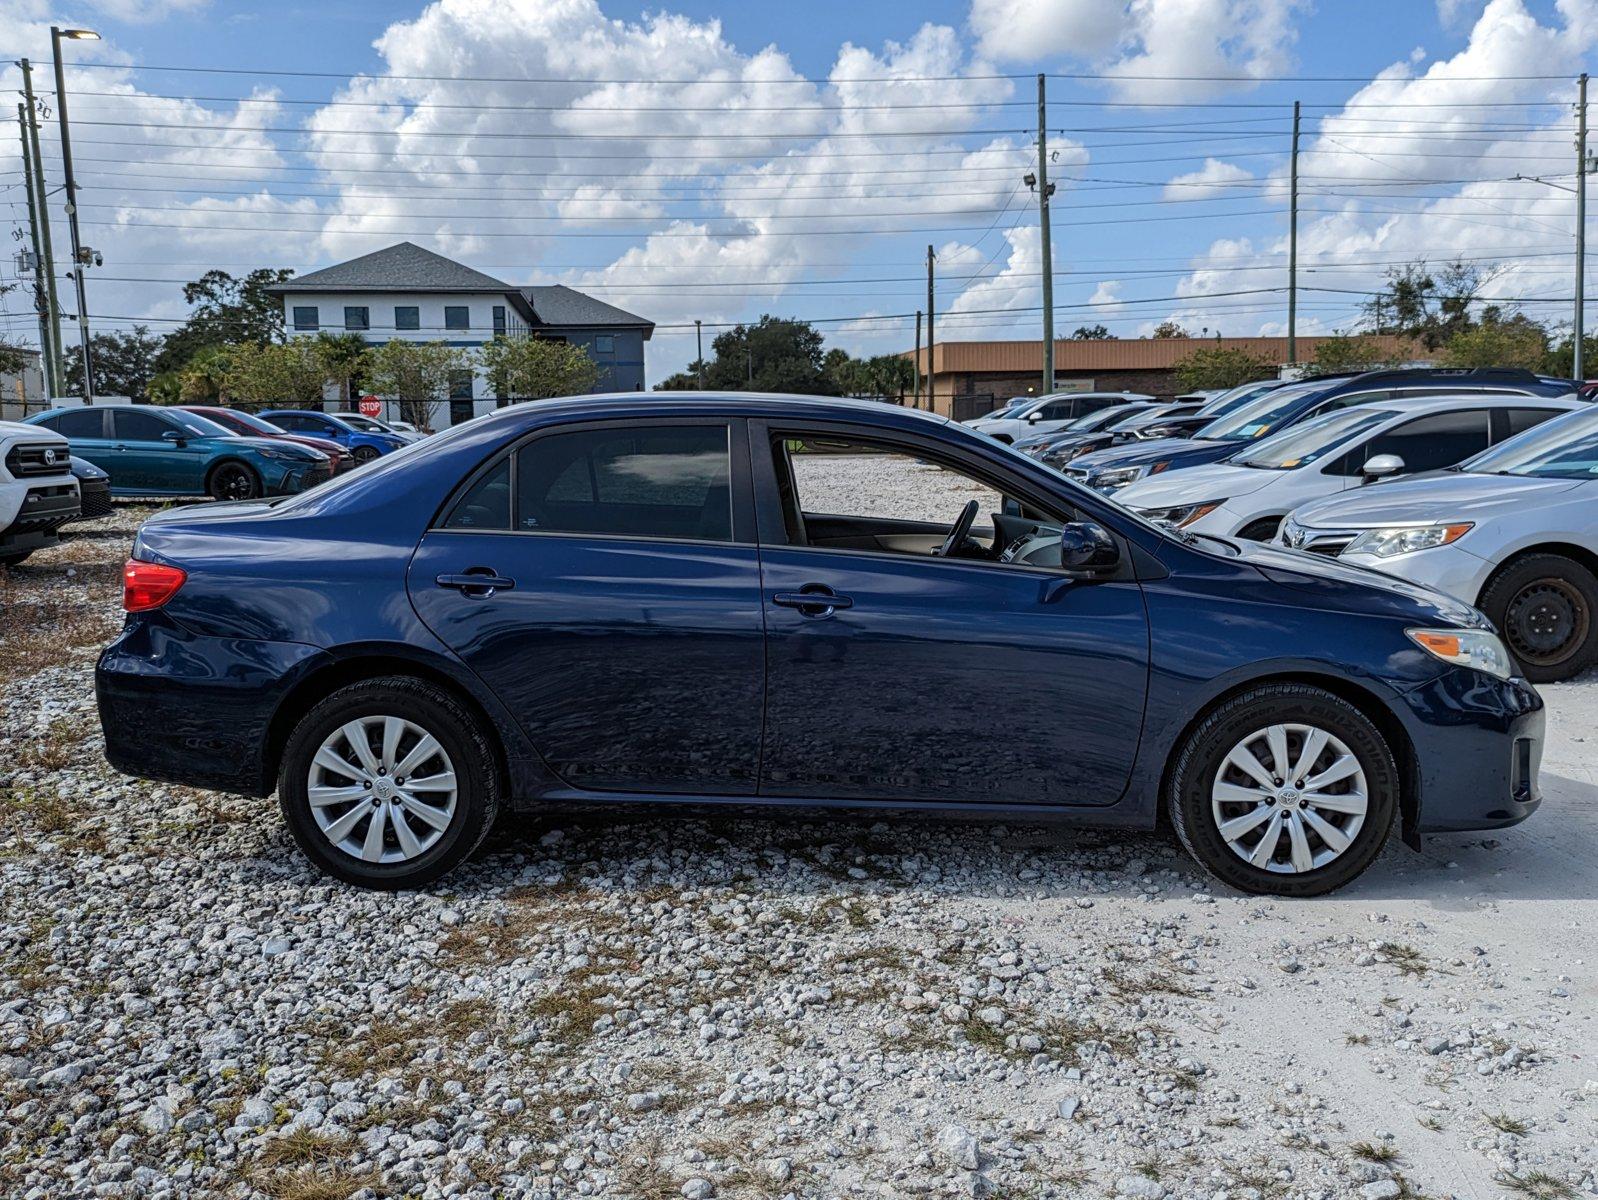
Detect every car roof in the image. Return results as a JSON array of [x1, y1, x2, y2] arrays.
[[1340, 393, 1580, 416], [481, 391, 956, 431]]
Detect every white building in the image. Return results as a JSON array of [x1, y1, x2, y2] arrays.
[[267, 242, 654, 426]]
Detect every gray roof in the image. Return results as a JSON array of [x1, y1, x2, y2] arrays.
[[521, 285, 654, 336], [268, 242, 516, 294]]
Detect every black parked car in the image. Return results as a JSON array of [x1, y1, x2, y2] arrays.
[[70, 456, 112, 521]]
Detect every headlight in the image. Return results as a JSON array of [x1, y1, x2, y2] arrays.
[[1135, 500, 1225, 529], [257, 447, 312, 462], [1093, 465, 1149, 490], [1345, 523, 1473, 559], [1407, 628, 1514, 680]]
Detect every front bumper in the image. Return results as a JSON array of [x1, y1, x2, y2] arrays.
[[0, 481, 81, 551], [264, 460, 334, 496], [97, 614, 324, 796], [72, 476, 112, 522], [1400, 666, 1544, 834]]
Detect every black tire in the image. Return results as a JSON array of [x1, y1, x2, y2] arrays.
[[1168, 683, 1399, 897], [351, 445, 381, 465], [208, 461, 261, 502], [0, 550, 32, 568], [1235, 516, 1284, 542], [278, 676, 501, 889], [1478, 553, 1598, 683]]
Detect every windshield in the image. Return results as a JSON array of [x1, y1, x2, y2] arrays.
[[1459, 406, 1598, 479], [1192, 379, 1282, 420], [212, 409, 285, 436], [1234, 407, 1397, 470], [1107, 404, 1181, 432], [169, 410, 238, 438], [1197, 381, 1323, 442], [340, 414, 385, 431], [978, 397, 1035, 419]]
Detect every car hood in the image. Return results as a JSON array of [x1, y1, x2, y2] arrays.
[[226, 435, 323, 457], [1217, 535, 1490, 629], [1116, 462, 1278, 507], [1071, 437, 1229, 473], [1292, 471, 1585, 528]]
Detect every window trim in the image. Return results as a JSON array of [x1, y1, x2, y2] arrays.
[[48, 408, 110, 438], [343, 306, 370, 332], [394, 305, 420, 331], [291, 305, 319, 332], [428, 416, 757, 547], [444, 305, 471, 331]]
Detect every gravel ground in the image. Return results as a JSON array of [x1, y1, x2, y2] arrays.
[[2, 493, 1595, 1200]]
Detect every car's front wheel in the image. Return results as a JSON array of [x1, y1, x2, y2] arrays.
[[278, 676, 500, 888], [0, 549, 32, 568], [1479, 553, 1598, 683], [208, 461, 261, 502], [351, 445, 381, 465], [1168, 683, 1398, 896]]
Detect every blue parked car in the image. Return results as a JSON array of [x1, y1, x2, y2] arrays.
[[1065, 368, 1579, 518], [27, 406, 332, 501], [98, 394, 1544, 895], [258, 409, 406, 465]]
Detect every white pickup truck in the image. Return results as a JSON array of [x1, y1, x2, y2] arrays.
[[0, 419, 80, 567]]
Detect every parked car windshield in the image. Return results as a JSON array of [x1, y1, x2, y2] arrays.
[[1196, 381, 1323, 442], [208, 409, 285, 436], [339, 414, 387, 431], [1233, 407, 1397, 470], [168, 410, 237, 439], [1192, 380, 1283, 420], [1108, 404, 1186, 432], [977, 397, 1035, 420], [1458, 406, 1598, 479]]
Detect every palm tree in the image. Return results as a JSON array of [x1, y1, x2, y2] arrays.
[[314, 332, 370, 408]]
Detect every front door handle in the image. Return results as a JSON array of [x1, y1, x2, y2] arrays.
[[773, 586, 854, 617], [436, 568, 516, 598]]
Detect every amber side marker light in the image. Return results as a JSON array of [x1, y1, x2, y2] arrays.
[[1409, 631, 1462, 658], [123, 560, 187, 612]]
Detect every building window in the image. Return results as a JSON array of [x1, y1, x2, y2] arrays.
[[493, 305, 506, 335], [292, 306, 319, 331], [445, 305, 470, 331], [449, 369, 474, 400], [594, 334, 615, 355], [394, 306, 420, 331], [344, 306, 369, 331]]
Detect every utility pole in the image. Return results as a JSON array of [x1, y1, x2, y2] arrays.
[[19, 60, 63, 397], [17, 104, 57, 400], [694, 319, 704, 388], [913, 310, 922, 409], [1036, 73, 1055, 395], [926, 244, 935, 414], [1287, 99, 1301, 365], [1577, 73, 1589, 381], [746, 338, 753, 387], [52, 25, 100, 402]]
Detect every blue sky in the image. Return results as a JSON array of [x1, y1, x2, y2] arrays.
[[2, 0, 1593, 383]]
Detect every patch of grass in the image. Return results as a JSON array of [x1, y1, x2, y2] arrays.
[[1376, 943, 1430, 977], [0, 590, 120, 688], [528, 982, 608, 1045], [1038, 1014, 1136, 1059], [1350, 1141, 1401, 1165], [12, 716, 95, 772], [1485, 1112, 1530, 1136], [312, 1015, 423, 1078], [1499, 1171, 1575, 1200], [1344, 1032, 1371, 1046], [960, 1017, 1012, 1057], [1134, 1153, 1166, 1181], [1102, 965, 1196, 1000], [258, 1130, 356, 1168], [1417, 1115, 1444, 1133], [439, 997, 496, 1037], [253, 1167, 383, 1200]]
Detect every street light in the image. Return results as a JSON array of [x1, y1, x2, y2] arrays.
[[52, 24, 99, 402]]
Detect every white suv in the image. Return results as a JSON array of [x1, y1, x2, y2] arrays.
[[1281, 403, 1598, 682], [0, 419, 80, 567], [965, 391, 1152, 443], [1115, 394, 1579, 542]]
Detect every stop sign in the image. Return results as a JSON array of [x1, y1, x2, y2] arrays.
[[358, 395, 382, 418]]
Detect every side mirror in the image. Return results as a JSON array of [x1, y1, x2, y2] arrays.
[[161, 430, 187, 445], [1026, 411, 1043, 422], [1055, 520, 1120, 576], [1360, 453, 1405, 483]]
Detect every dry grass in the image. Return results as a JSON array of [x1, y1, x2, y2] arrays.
[[1485, 1112, 1531, 1136], [1500, 1171, 1576, 1200], [252, 1166, 382, 1200], [11, 716, 97, 772], [1376, 943, 1431, 977], [1350, 1141, 1401, 1165], [258, 1130, 356, 1168], [0, 589, 120, 689]]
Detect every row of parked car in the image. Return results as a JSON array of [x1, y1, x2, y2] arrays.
[[0, 404, 425, 567], [968, 368, 1598, 681]]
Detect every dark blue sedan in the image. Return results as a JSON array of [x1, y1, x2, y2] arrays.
[[1066, 367, 1579, 501], [97, 394, 1544, 895]]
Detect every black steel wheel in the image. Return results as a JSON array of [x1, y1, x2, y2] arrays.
[[1480, 554, 1598, 682], [208, 461, 261, 502]]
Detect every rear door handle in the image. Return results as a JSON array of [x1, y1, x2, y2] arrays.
[[772, 586, 854, 616], [436, 569, 516, 598]]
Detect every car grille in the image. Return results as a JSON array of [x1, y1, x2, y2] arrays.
[[77, 476, 112, 519], [5, 440, 71, 479], [1279, 519, 1360, 556]]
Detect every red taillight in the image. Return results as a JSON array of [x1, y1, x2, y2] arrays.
[[123, 559, 187, 612]]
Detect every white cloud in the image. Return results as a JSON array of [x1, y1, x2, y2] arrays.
[[969, 0, 1309, 101], [1088, 280, 1124, 310], [1163, 158, 1254, 200]]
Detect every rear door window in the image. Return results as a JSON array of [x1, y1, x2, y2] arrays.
[[50, 409, 107, 438]]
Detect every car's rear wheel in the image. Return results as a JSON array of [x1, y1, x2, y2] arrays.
[[278, 676, 500, 889], [352, 445, 380, 465], [208, 461, 260, 502], [1479, 553, 1598, 683], [1168, 683, 1398, 896]]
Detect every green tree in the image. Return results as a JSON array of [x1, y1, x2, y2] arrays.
[[60, 326, 163, 401], [657, 315, 836, 394], [1361, 259, 1493, 350], [1150, 320, 1190, 339], [365, 340, 468, 428], [477, 335, 598, 399], [0, 282, 27, 375], [222, 338, 328, 409], [1173, 346, 1275, 391], [315, 332, 370, 408], [1440, 313, 1550, 371], [169, 345, 234, 405], [153, 267, 294, 375], [1540, 332, 1598, 378], [1071, 324, 1111, 340], [1305, 334, 1399, 377]]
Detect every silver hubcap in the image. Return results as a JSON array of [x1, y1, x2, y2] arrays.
[[1211, 723, 1368, 875], [306, 716, 458, 864]]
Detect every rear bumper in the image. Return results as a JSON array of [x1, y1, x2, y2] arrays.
[[96, 614, 323, 796], [1400, 667, 1545, 833]]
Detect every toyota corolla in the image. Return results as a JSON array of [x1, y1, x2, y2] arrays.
[[97, 395, 1544, 895]]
